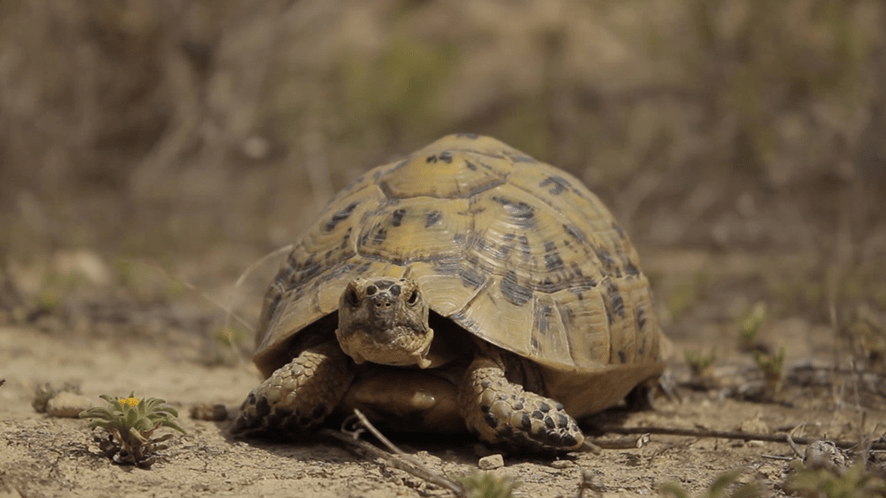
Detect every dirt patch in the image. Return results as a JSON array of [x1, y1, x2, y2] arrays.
[[1, 253, 883, 498]]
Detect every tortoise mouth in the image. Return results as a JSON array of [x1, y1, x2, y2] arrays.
[[336, 325, 434, 368]]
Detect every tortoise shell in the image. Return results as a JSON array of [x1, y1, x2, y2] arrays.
[[253, 134, 666, 415]]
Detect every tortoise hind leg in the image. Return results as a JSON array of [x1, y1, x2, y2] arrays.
[[231, 340, 355, 435], [458, 349, 585, 452]]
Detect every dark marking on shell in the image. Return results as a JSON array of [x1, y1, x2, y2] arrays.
[[636, 307, 646, 330], [563, 224, 586, 243], [324, 202, 359, 232], [608, 281, 625, 318], [434, 259, 459, 276], [596, 249, 616, 269], [543, 241, 564, 271], [500, 270, 533, 306], [371, 227, 387, 245], [288, 256, 323, 288], [539, 175, 571, 195], [518, 235, 531, 260], [612, 221, 626, 240], [536, 305, 552, 334], [466, 161, 477, 171], [426, 154, 438, 164], [438, 151, 453, 163], [618, 350, 627, 364], [391, 209, 406, 227], [625, 262, 640, 276], [492, 196, 535, 229], [458, 267, 486, 289], [425, 210, 442, 227], [477, 237, 509, 261]]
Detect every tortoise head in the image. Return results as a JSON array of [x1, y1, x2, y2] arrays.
[[335, 277, 434, 368]]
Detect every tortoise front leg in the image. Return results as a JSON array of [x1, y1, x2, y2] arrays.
[[458, 350, 585, 452], [231, 340, 355, 435]]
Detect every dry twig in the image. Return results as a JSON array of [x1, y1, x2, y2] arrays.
[[321, 409, 466, 496]]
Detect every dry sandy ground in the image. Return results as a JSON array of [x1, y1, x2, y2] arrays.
[[1, 311, 883, 498]]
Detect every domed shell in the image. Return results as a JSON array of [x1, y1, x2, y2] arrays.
[[253, 134, 665, 381]]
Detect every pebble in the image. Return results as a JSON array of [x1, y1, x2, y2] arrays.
[[46, 392, 95, 418], [550, 459, 572, 469], [478, 454, 504, 470]]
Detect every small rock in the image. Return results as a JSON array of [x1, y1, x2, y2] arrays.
[[190, 403, 229, 421], [53, 249, 111, 286], [550, 459, 572, 469], [46, 392, 94, 418], [478, 454, 504, 470]]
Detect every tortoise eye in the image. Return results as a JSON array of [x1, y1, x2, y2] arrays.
[[345, 288, 360, 306], [406, 290, 419, 306]]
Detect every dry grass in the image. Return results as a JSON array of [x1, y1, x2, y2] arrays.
[[1, 0, 884, 339]]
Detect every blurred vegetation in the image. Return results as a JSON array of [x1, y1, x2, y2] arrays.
[[0, 1, 884, 318]]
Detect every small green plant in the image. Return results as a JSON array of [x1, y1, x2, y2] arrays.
[[80, 393, 185, 468], [457, 470, 517, 498], [737, 301, 768, 351], [754, 346, 786, 395], [668, 272, 708, 319], [786, 460, 886, 498], [660, 467, 763, 498], [685, 349, 717, 377]]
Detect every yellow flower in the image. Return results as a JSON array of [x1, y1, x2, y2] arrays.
[[118, 397, 140, 407]]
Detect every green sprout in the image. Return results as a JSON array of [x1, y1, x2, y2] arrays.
[[737, 301, 768, 351], [456, 470, 517, 498], [685, 349, 717, 377], [754, 346, 786, 395], [79, 393, 185, 468]]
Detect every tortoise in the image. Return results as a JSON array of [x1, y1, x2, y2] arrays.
[[231, 134, 669, 452]]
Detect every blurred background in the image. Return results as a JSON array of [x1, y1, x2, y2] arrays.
[[1, 0, 884, 369]]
